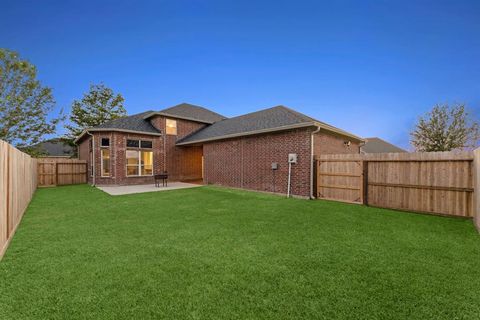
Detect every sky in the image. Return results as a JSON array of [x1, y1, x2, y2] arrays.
[[1, 0, 479, 149]]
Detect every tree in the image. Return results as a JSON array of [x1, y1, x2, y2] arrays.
[[411, 104, 479, 152], [65, 83, 126, 143], [0, 48, 62, 150]]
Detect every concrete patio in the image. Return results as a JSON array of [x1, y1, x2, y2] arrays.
[[97, 182, 202, 196]]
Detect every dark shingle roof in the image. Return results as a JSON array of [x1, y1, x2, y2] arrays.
[[147, 103, 226, 124], [361, 137, 407, 153], [92, 111, 160, 134], [177, 105, 361, 145], [31, 139, 74, 157]]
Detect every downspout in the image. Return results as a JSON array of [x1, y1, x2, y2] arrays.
[[86, 131, 95, 186], [310, 124, 321, 199]]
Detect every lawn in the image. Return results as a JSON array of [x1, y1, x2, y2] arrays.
[[0, 185, 479, 319]]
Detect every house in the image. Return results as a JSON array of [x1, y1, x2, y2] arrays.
[[75, 103, 363, 198], [29, 138, 75, 158], [361, 137, 407, 154]]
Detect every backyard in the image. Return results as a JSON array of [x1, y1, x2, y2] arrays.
[[0, 185, 479, 319]]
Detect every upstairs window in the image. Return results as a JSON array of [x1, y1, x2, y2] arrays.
[[166, 119, 177, 135]]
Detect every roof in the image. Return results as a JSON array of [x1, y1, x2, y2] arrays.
[[145, 103, 226, 124], [93, 110, 160, 133], [361, 137, 407, 153], [74, 111, 162, 143], [30, 139, 74, 157], [177, 105, 363, 145]]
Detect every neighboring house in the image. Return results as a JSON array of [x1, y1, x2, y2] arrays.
[[75, 103, 363, 198], [361, 137, 407, 154], [30, 138, 75, 158]]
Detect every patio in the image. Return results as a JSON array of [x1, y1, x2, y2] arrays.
[[97, 181, 202, 195]]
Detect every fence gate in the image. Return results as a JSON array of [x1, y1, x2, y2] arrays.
[[316, 159, 364, 204], [37, 159, 87, 187], [316, 151, 477, 218]]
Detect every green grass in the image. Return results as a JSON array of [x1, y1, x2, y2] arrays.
[[0, 185, 479, 319]]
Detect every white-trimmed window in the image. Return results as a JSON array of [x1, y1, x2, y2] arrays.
[[126, 139, 153, 177], [101, 149, 110, 177], [166, 119, 177, 135], [100, 138, 111, 177]]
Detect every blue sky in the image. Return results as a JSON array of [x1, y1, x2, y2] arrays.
[[1, 0, 479, 149]]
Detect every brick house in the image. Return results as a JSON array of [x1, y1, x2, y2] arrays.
[[75, 103, 363, 198]]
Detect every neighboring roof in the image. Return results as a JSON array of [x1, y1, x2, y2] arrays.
[[361, 137, 407, 153], [177, 105, 363, 145], [145, 103, 226, 124], [30, 139, 74, 157], [74, 111, 162, 143]]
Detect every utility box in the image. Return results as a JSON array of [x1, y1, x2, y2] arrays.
[[271, 162, 278, 170], [288, 153, 297, 164]]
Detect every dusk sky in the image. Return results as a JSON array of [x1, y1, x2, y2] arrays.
[[1, 0, 479, 149]]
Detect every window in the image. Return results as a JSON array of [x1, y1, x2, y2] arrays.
[[166, 119, 177, 135], [101, 149, 110, 177], [127, 139, 139, 148], [126, 150, 139, 176], [126, 139, 152, 148], [140, 140, 152, 149], [101, 138, 110, 147], [126, 150, 153, 176], [126, 139, 154, 177], [90, 151, 93, 177]]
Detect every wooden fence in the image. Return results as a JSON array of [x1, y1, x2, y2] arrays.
[[474, 149, 480, 229], [37, 158, 87, 187], [0, 140, 38, 259], [316, 151, 478, 218]]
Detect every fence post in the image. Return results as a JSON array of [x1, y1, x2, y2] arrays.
[[55, 162, 59, 186], [474, 148, 479, 232], [362, 161, 369, 206]]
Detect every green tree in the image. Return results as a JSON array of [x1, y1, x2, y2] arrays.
[[65, 83, 126, 143], [0, 48, 62, 151], [411, 104, 479, 152]]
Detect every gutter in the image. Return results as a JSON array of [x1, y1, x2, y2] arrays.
[[310, 125, 321, 199], [86, 130, 95, 186]]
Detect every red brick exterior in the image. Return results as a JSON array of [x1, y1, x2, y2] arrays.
[[77, 117, 360, 194], [78, 116, 205, 185], [313, 130, 361, 156], [203, 129, 314, 197], [78, 132, 164, 186], [150, 116, 205, 181]]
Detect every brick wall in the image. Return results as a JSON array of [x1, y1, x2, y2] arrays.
[[150, 115, 205, 181], [313, 130, 361, 155], [203, 129, 313, 197], [78, 132, 164, 186]]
